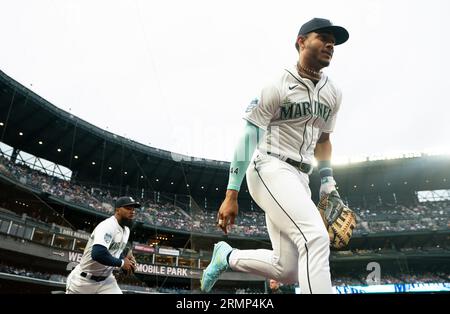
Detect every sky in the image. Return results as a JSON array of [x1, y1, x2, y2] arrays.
[[1, 0, 450, 163]]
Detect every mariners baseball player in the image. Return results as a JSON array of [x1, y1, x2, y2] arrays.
[[66, 196, 140, 294], [201, 18, 349, 294]]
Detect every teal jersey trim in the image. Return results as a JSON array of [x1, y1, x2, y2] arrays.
[[227, 121, 265, 191]]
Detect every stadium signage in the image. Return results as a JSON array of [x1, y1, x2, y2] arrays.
[[133, 244, 155, 253], [68, 252, 83, 263], [158, 247, 179, 256], [135, 264, 192, 278], [67, 252, 200, 278], [58, 228, 90, 240]]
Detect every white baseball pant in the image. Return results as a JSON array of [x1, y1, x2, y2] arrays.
[[65, 264, 122, 294], [228, 152, 333, 294]]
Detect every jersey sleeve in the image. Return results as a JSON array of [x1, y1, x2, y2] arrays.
[[321, 88, 342, 133], [123, 227, 130, 245], [92, 221, 115, 249], [243, 85, 281, 129]]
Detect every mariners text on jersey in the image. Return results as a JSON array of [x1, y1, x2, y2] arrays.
[[243, 64, 342, 165], [279, 98, 332, 122]]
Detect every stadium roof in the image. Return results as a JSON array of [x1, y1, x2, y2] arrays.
[[0, 70, 235, 199], [1, 70, 450, 203]]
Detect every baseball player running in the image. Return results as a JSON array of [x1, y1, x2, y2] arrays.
[[66, 196, 140, 294], [201, 18, 349, 294]]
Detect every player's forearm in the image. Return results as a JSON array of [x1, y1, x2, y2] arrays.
[[315, 139, 333, 178], [92, 244, 123, 267], [314, 138, 332, 161], [226, 121, 264, 192]]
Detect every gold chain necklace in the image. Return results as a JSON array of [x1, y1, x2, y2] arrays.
[[297, 62, 321, 81]]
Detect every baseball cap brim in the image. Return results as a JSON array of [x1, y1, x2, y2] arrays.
[[119, 202, 141, 208], [313, 25, 349, 45]]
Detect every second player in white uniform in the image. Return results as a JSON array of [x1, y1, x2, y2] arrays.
[[66, 196, 139, 294], [201, 18, 349, 294]]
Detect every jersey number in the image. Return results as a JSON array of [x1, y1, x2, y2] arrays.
[[230, 167, 239, 175]]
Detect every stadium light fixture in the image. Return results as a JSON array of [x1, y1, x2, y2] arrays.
[[354, 185, 357, 188], [19, 132, 23, 136], [91, 161, 96, 165], [156, 178, 159, 182], [124, 171, 127, 175], [216, 187, 219, 191], [170, 182, 174, 185], [201, 186, 204, 189], [108, 166, 112, 170], [444, 179, 447, 182], [140, 176, 144, 179], [38, 141, 43, 145], [74, 155, 78, 159], [387, 182, 391, 186], [57, 148, 61, 152], [404, 181, 408, 185], [0, 122, 3, 126]]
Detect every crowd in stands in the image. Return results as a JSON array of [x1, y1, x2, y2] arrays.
[[356, 202, 449, 233], [0, 263, 66, 282], [332, 275, 363, 286], [1, 155, 449, 238]]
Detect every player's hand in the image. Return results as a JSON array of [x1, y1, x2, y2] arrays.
[[217, 190, 239, 234], [319, 176, 337, 198], [126, 249, 136, 265], [122, 256, 136, 275], [128, 254, 136, 266]]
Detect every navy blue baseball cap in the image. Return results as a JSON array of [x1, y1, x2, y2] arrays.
[[115, 196, 141, 208], [295, 18, 349, 49]]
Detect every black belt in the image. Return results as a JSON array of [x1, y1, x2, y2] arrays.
[[80, 272, 107, 282], [267, 152, 312, 174], [285, 158, 312, 174]]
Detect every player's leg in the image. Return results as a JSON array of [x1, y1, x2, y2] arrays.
[[294, 170, 333, 294], [201, 157, 298, 293], [228, 213, 298, 284], [65, 265, 98, 294], [65, 268, 75, 294], [97, 275, 123, 294], [234, 154, 332, 293]]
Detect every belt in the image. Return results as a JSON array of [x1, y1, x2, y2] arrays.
[[267, 152, 312, 174], [80, 272, 107, 282]]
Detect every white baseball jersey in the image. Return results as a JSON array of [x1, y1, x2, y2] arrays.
[[78, 216, 129, 277], [244, 65, 342, 165]]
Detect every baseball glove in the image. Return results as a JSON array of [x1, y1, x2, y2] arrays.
[[121, 247, 137, 276], [317, 190, 356, 249]]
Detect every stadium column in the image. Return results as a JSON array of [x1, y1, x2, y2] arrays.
[[68, 119, 78, 170], [99, 139, 107, 186], [10, 148, 19, 163], [120, 140, 125, 195], [0, 87, 16, 143]]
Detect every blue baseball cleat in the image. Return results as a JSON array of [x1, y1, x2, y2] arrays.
[[200, 241, 233, 293]]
